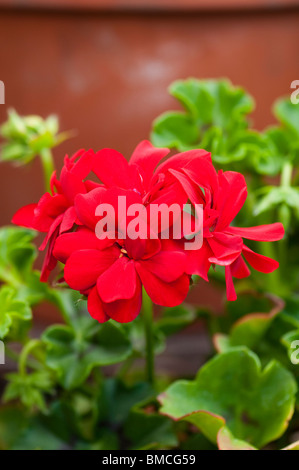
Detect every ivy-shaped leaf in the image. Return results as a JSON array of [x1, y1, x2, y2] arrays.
[[214, 295, 283, 352], [124, 404, 178, 450], [217, 427, 257, 450], [159, 347, 296, 448]]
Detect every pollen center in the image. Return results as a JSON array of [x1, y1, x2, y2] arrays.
[[119, 248, 128, 258]]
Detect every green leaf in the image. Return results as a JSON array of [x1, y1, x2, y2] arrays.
[[274, 98, 299, 137], [217, 427, 257, 450], [281, 329, 299, 364], [0, 406, 28, 450], [170, 79, 254, 129], [97, 379, 154, 426], [151, 79, 254, 163], [42, 318, 132, 390], [254, 186, 299, 217], [159, 347, 297, 448], [75, 431, 119, 450], [155, 304, 196, 337], [282, 440, 299, 450], [11, 419, 68, 450], [125, 405, 178, 450], [123, 315, 165, 357], [0, 286, 31, 339], [280, 296, 299, 329], [225, 296, 283, 350], [151, 112, 199, 150], [3, 370, 54, 412], [0, 226, 37, 284]]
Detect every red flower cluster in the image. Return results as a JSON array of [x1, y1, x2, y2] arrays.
[[13, 141, 284, 322]]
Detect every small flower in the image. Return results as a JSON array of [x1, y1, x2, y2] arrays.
[[53, 187, 189, 323], [0, 109, 70, 165]]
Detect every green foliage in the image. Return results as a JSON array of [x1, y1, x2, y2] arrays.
[[1, 83, 299, 450], [151, 79, 299, 185], [0, 226, 36, 284], [3, 370, 55, 413], [159, 347, 297, 448], [151, 78, 288, 173], [151, 79, 254, 154], [214, 296, 283, 352], [0, 286, 31, 339], [125, 403, 178, 450], [42, 318, 132, 390]]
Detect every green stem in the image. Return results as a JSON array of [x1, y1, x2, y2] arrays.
[[117, 353, 137, 380], [277, 160, 293, 280], [280, 160, 293, 188], [19, 339, 43, 376], [40, 148, 55, 192], [143, 288, 155, 385]]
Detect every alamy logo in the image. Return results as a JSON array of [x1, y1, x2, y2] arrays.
[[0, 341, 4, 364], [291, 80, 299, 105], [0, 81, 4, 104], [290, 340, 299, 365]]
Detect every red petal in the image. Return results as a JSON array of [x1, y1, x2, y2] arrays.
[[75, 187, 107, 229], [182, 157, 218, 195], [60, 168, 86, 204], [136, 262, 190, 307], [130, 140, 169, 191], [39, 213, 63, 251], [138, 250, 186, 283], [242, 245, 279, 273], [208, 231, 243, 266], [103, 277, 142, 323], [230, 255, 251, 279], [87, 286, 109, 323], [168, 168, 205, 205], [53, 228, 113, 263], [60, 206, 77, 234], [228, 223, 284, 242], [216, 171, 247, 231], [64, 248, 118, 291], [225, 266, 237, 301], [155, 149, 211, 176], [40, 228, 59, 282], [12, 203, 38, 229], [34, 193, 69, 232], [97, 257, 137, 302], [93, 149, 133, 189], [71, 149, 94, 179], [185, 240, 212, 281], [84, 180, 104, 192]]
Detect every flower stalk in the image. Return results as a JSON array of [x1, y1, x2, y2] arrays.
[[40, 148, 55, 193]]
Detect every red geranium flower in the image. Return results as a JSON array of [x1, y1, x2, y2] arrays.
[[93, 140, 210, 208], [53, 187, 189, 323], [168, 155, 284, 300], [12, 149, 95, 280]]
